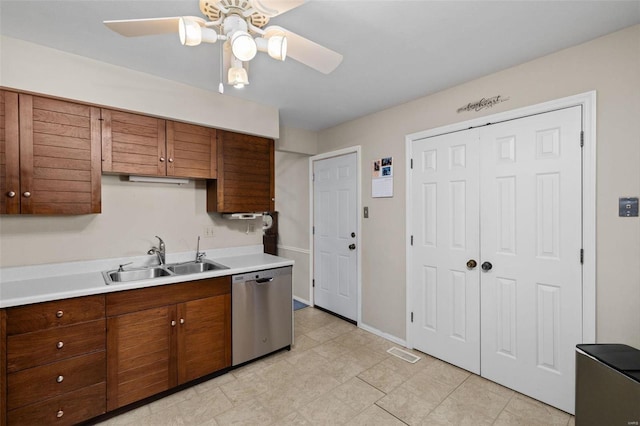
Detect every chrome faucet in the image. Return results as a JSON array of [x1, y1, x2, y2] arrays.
[[147, 235, 166, 265], [195, 236, 205, 263]]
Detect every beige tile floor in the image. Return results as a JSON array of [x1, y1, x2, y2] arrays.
[[98, 307, 575, 425]]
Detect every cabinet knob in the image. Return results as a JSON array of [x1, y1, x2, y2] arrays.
[[168, 158, 174, 163], [6, 191, 16, 198], [160, 157, 165, 162], [56, 410, 64, 418], [56, 341, 64, 349], [171, 320, 176, 327], [56, 310, 64, 318], [180, 318, 185, 324], [23, 191, 31, 198], [56, 375, 64, 383]]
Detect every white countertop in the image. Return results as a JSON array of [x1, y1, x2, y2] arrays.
[[0, 245, 294, 308]]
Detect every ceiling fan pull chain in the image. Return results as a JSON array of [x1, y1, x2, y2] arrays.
[[218, 39, 224, 94]]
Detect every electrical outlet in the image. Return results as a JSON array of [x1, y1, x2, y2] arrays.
[[204, 226, 215, 238]]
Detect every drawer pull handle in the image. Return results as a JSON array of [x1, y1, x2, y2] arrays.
[[56, 410, 64, 418], [56, 310, 64, 318], [56, 341, 64, 349], [56, 375, 64, 383]]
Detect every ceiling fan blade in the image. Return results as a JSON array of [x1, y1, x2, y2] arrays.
[[265, 26, 343, 74], [249, 0, 305, 18], [104, 16, 206, 37]]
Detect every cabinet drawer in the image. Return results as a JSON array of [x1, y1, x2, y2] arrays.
[[6, 295, 105, 335], [7, 319, 105, 372], [106, 276, 230, 316], [7, 382, 105, 426], [8, 351, 105, 410]]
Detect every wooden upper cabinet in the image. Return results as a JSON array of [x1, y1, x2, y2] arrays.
[[0, 91, 101, 215], [207, 130, 274, 213], [101, 109, 165, 176], [167, 121, 216, 179], [0, 91, 20, 214], [101, 109, 217, 179]]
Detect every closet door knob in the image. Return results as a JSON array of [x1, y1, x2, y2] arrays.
[[466, 259, 477, 269], [481, 261, 493, 271]]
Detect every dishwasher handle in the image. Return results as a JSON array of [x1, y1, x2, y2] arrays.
[[255, 277, 274, 284]]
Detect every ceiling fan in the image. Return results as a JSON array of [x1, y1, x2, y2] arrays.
[[104, 0, 343, 91]]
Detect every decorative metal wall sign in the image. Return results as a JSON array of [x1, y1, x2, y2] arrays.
[[457, 95, 509, 113]]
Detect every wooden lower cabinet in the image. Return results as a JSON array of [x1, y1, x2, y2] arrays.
[[1, 277, 231, 424], [3, 295, 106, 426], [106, 277, 231, 411]]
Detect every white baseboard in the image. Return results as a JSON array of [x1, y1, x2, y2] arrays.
[[358, 322, 407, 348], [293, 295, 311, 305]]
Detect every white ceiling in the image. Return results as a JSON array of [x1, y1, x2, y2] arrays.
[[1, 1, 639, 131]]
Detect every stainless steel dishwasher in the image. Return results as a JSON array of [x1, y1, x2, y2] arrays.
[[232, 266, 292, 366]]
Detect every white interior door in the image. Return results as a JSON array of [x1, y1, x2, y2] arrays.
[[409, 106, 583, 413], [410, 130, 481, 374], [480, 106, 583, 413], [313, 152, 358, 321]]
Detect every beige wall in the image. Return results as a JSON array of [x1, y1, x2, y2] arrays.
[[275, 149, 312, 302], [318, 25, 640, 346], [0, 36, 276, 267], [0, 176, 263, 266]]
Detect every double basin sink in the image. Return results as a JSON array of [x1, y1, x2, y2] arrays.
[[103, 259, 229, 284]]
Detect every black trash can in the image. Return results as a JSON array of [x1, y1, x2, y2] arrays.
[[575, 344, 640, 426]]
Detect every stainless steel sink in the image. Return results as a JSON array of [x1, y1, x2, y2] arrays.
[[167, 260, 229, 275], [103, 259, 228, 284], [103, 266, 173, 284]]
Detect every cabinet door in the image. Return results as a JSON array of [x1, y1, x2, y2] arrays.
[[177, 294, 231, 384], [167, 121, 216, 179], [101, 109, 166, 176], [106, 306, 176, 410], [207, 131, 274, 212], [18, 95, 101, 214], [0, 90, 20, 214]]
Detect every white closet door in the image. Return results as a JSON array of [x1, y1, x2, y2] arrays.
[[410, 130, 481, 374], [479, 106, 583, 413]]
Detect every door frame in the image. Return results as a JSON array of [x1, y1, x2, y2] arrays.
[[405, 91, 597, 348], [309, 146, 362, 324]]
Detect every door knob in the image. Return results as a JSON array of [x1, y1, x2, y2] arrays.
[[351, 232, 356, 238], [481, 261, 493, 271], [348, 243, 356, 250], [466, 259, 477, 269]]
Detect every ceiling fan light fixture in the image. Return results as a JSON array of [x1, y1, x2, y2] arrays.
[[178, 17, 202, 46], [230, 31, 257, 61], [228, 65, 249, 89], [257, 35, 287, 61]]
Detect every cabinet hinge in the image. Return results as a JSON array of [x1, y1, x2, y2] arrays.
[[411, 312, 414, 323], [312, 279, 315, 288], [410, 235, 413, 246], [312, 173, 315, 182], [580, 248, 584, 264], [312, 226, 315, 235], [580, 131, 584, 147]]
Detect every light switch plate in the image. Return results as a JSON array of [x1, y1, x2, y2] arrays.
[[619, 197, 639, 217]]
